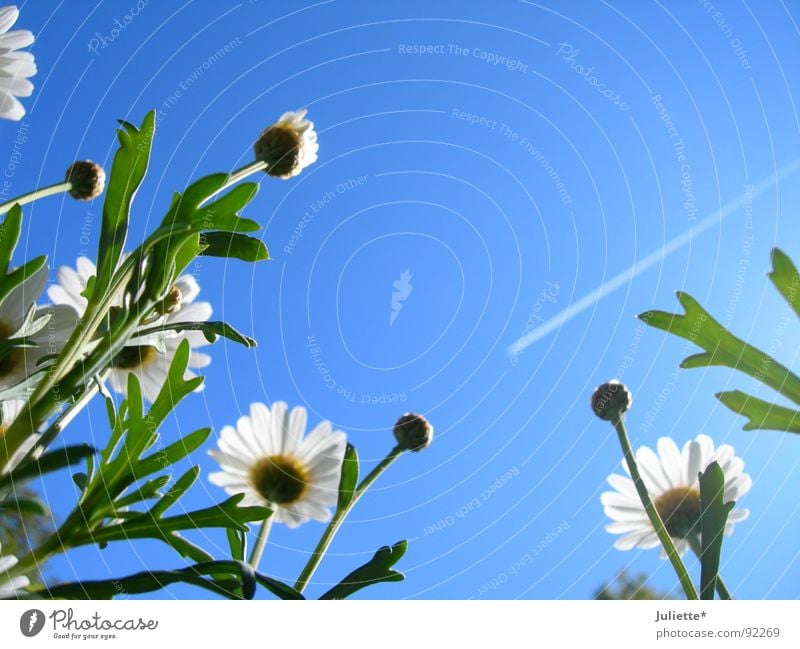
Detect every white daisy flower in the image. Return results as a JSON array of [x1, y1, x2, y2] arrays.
[[254, 109, 318, 179], [0, 541, 28, 598], [47, 257, 212, 403], [208, 401, 346, 528], [0, 6, 36, 121], [0, 264, 77, 393], [602, 434, 751, 556]]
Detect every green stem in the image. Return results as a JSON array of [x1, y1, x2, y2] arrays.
[[248, 515, 274, 570], [293, 445, 404, 593], [688, 535, 732, 600], [0, 181, 73, 215], [611, 414, 698, 600], [200, 160, 267, 207]]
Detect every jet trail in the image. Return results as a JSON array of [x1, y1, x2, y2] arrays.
[[507, 160, 800, 356]]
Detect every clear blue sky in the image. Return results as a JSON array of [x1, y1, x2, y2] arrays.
[[5, 0, 800, 599]]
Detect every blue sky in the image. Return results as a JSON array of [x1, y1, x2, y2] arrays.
[[4, 0, 800, 599]]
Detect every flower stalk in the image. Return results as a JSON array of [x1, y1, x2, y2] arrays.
[[610, 412, 698, 600], [293, 445, 405, 593], [0, 181, 73, 215]]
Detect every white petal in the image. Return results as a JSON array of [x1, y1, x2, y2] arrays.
[[0, 89, 23, 120], [634, 446, 669, 493], [606, 473, 637, 498], [0, 29, 34, 52], [657, 437, 682, 488], [0, 7, 19, 35], [0, 262, 47, 327]]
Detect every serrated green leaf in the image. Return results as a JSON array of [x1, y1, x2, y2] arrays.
[[31, 560, 260, 600], [716, 390, 800, 433], [768, 248, 800, 318], [199, 231, 269, 262], [96, 110, 156, 293], [83, 494, 270, 546], [149, 466, 199, 518], [147, 339, 203, 425], [194, 183, 260, 232], [337, 444, 359, 511], [134, 321, 256, 348], [113, 474, 172, 509], [639, 291, 800, 405], [320, 540, 408, 600], [136, 428, 212, 477], [698, 461, 734, 600]]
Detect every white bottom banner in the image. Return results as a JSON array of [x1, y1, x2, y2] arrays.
[[0, 600, 796, 647]]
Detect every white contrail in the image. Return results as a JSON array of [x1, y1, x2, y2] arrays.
[[507, 159, 800, 356]]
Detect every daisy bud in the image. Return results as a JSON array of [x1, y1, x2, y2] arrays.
[[253, 109, 319, 179], [590, 380, 632, 421], [393, 413, 433, 452], [65, 160, 106, 200], [154, 285, 183, 316]]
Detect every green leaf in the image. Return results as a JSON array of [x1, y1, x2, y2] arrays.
[[72, 472, 88, 491], [0, 255, 46, 305], [32, 561, 260, 600], [82, 494, 270, 546], [134, 321, 257, 348], [200, 231, 269, 262], [227, 528, 246, 563], [698, 461, 734, 600], [149, 466, 199, 518], [253, 572, 305, 601], [147, 339, 204, 425], [193, 183, 260, 232], [320, 541, 408, 600], [0, 496, 47, 516], [0, 444, 95, 490], [135, 427, 212, 477], [768, 248, 800, 318], [96, 110, 156, 293], [639, 291, 800, 405], [716, 390, 800, 433], [0, 203, 23, 274], [337, 444, 359, 511]]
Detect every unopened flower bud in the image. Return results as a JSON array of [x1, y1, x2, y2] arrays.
[[590, 380, 632, 421], [65, 160, 105, 200], [155, 285, 183, 316], [393, 413, 433, 452], [254, 109, 318, 179]]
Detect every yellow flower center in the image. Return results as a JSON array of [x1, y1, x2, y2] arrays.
[[654, 486, 701, 538], [112, 345, 158, 370], [0, 319, 23, 379], [249, 454, 309, 505]]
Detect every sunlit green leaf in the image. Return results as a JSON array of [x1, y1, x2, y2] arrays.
[[96, 111, 156, 294], [716, 390, 800, 433], [200, 231, 269, 262], [0, 203, 23, 274], [768, 248, 800, 318], [698, 462, 734, 600], [337, 444, 359, 511], [134, 321, 256, 348], [320, 541, 408, 600], [639, 291, 800, 405]]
